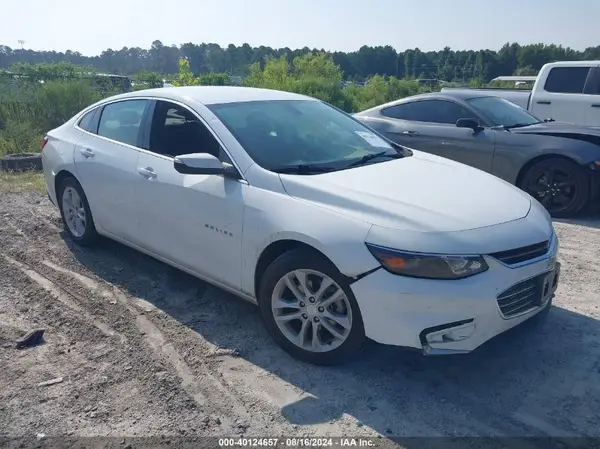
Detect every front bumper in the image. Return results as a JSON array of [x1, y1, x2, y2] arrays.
[[350, 239, 560, 354]]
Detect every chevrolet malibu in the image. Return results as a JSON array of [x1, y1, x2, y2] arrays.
[[42, 86, 560, 365]]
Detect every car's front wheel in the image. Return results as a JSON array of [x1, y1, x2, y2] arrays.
[[258, 248, 367, 365], [57, 176, 99, 246]]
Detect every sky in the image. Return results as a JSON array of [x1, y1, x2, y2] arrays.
[[2, 0, 598, 55]]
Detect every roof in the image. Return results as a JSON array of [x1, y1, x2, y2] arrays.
[[356, 90, 507, 115], [115, 86, 313, 105], [543, 60, 600, 67], [492, 76, 537, 82]]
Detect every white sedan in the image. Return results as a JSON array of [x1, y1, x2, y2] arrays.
[[42, 86, 560, 365]]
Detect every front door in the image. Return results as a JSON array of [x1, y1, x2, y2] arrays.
[[382, 99, 496, 172], [134, 100, 245, 289], [408, 122, 496, 172]]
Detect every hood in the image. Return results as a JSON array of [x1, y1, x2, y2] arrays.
[[511, 122, 600, 141], [279, 151, 532, 233]]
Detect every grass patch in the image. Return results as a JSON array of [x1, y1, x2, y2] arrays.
[[0, 170, 46, 194]]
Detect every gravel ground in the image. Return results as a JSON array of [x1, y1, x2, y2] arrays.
[[1, 190, 599, 448]]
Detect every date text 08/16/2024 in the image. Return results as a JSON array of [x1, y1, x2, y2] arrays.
[[218, 438, 376, 447]]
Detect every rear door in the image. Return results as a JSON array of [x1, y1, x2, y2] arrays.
[[380, 99, 496, 172], [531, 65, 598, 125], [73, 99, 150, 244]]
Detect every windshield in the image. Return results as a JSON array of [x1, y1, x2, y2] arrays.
[[466, 96, 541, 128], [208, 100, 401, 173]]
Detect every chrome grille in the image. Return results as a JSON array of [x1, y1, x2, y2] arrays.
[[489, 240, 550, 266], [496, 273, 546, 317]]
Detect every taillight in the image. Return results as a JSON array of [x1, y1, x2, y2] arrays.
[[41, 136, 48, 151]]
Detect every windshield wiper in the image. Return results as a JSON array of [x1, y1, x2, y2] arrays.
[[345, 151, 403, 168], [498, 122, 543, 130], [271, 164, 336, 175]]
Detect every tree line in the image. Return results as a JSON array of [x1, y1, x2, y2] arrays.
[[2, 41, 600, 82], [0, 52, 432, 156]]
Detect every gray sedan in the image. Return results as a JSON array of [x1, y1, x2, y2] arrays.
[[354, 91, 600, 217]]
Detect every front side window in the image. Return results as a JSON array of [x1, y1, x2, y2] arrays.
[[544, 67, 590, 94], [466, 96, 541, 128], [147, 100, 230, 162], [208, 100, 401, 172], [97, 99, 148, 147]]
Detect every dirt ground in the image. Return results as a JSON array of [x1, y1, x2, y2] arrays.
[[1, 188, 600, 448]]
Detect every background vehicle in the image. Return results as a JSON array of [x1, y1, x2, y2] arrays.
[[441, 61, 600, 126], [42, 87, 558, 366], [354, 91, 600, 217]]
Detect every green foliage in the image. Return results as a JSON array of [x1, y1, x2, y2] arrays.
[[346, 76, 426, 110], [0, 40, 586, 157], [8, 61, 92, 83], [132, 71, 164, 90], [198, 72, 231, 86], [244, 53, 429, 112], [0, 64, 109, 156], [172, 58, 201, 86], [173, 58, 231, 86], [1, 40, 599, 84], [244, 53, 351, 110], [0, 120, 42, 155]]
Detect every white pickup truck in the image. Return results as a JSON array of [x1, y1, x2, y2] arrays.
[[442, 61, 600, 126]]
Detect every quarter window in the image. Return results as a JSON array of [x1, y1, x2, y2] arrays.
[[77, 109, 98, 133], [97, 100, 148, 147], [544, 67, 590, 94]]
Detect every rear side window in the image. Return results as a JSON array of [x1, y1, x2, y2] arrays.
[[381, 103, 413, 120], [97, 100, 148, 147], [77, 109, 98, 133], [544, 67, 590, 94]]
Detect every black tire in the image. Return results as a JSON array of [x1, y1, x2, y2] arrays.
[[519, 157, 590, 218], [0, 153, 43, 172], [56, 176, 99, 246], [257, 248, 367, 366]]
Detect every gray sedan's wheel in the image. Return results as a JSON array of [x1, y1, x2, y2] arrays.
[[258, 249, 367, 365], [57, 177, 99, 246], [519, 157, 590, 218]]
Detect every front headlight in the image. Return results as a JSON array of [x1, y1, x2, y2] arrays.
[[365, 243, 489, 280]]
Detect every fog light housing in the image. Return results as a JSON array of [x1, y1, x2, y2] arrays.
[[425, 320, 476, 344]]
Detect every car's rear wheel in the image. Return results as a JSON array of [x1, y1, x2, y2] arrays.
[[519, 158, 590, 218], [258, 249, 367, 365], [57, 177, 99, 246]]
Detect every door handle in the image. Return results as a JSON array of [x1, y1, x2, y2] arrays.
[[537, 100, 551, 105], [402, 130, 419, 136], [591, 104, 600, 108], [137, 167, 157, 179], [79, 148, 95, 158]]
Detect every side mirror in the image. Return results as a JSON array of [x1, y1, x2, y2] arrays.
[[173, 153, 239, 178], [456, 118, 483, 131]]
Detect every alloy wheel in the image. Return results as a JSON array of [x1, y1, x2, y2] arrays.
[[270, 269, 353, 353], [526, 167, 577, 213], [61, 186, 87, 238]]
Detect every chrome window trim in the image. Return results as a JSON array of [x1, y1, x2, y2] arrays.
[[73, 96, 248, 183]]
